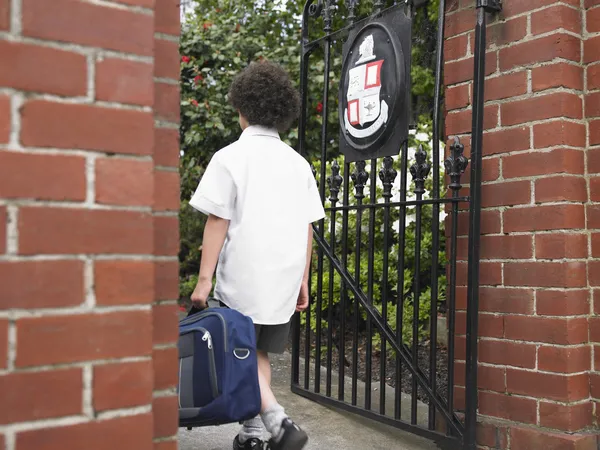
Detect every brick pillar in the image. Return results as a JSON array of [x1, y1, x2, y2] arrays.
[[445, 0, 599, 448], [0, 0, 180, 449]]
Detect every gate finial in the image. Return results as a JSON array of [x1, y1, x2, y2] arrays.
[[379, 156, 397, 199], [327, 160, 343, 203], [374, 0, 384, 14], [351, 160, 369, 200], [444, 136, 469, 192], [346, 0, 358, 23], [410, 145, 431, 195]]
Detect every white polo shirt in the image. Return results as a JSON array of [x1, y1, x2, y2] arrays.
[[189, 126, 325, 324]]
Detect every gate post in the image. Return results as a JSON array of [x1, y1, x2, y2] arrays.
[[445, 0, 600, 447]]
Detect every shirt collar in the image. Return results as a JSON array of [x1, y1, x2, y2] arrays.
[[241, 125, 281, 140]]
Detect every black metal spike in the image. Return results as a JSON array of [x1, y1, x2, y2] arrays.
[[351, 160, 369, 200], [410, 145, 431, 195], [323, 0, 335, 33], [444, 136, 469, 192], [327, 160, 343, 203], [378, 156, 397, 199], [346, 0, 359, 23]]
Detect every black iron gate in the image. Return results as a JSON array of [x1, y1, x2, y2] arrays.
[[291, 1, 501, 449]]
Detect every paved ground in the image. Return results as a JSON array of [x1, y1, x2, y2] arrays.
[[178, 352, 438, 450]]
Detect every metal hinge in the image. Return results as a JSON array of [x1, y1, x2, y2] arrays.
[[477, 0, 502, 13]]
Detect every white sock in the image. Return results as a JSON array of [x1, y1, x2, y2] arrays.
[[238, 416, 264, 443], [260, 403, 288, 441]]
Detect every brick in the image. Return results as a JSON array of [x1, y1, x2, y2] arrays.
[[95, 158, 154, 207], [153, 347, 178, 390], [0, 369, 82, 425], [0, 206, 6, 254], [584, 35, 600, 63], [0, 151, 86, 201], [505, 316, 588, 344], [19, 207, 153, 255], [505, 261, 586, 288], [23, 0, 153, 56], [16, 311, 152, 367], [504, 149, 583, 179], [590, 317, 600, 342], [16, 414, 154, 450], [0, 95, 9, 144], [588, 204, 600, 228], [590, 120, 600, 145], [504, 204, 584, 232], [487, 16, 527, 48], [95, 261, 154, 306], [479, 339, 536, 369], [478, 365, 506, 392], [445, 7, 475, 38], [446, 105, 498, 134], [155, 260, 179, 301], [538, 345, 591, 374], [590, 177, 600, 202], [483, 126, 530, 156], [596, 345, 600, 370], [456, 311, 503, 337], [153, 396, 178, 439], [586, 92, 600, 118], [453, 209, 501, 236], [588, 6, 600, 33], [587, 0, 600, 8], [154, 83, 180, 123], [510, 425, 597, 450], [155, 0, 180, 36], [503, 0, 579, 18], [154, 216, 180, 256], [445, 34, 468, 61], [0, 319, 6, 369], [485, 71, 527, 102], [481, 181, 530, 208], [540, 402, 593, 432], [463, 234, 532, 259], [479, 391, 537, 424], [0, 0, 8, 30], [587, 64, 600, 91], [537, 290, 590, 316], [456, 261, 502, 286], [590, 237, 600, 259], [588, 148, 600, 173], [154, 170, 180, 212], [532, 5, 582, 35], [444, 52, 497, 86], [153, 303, 179, 345], [445, 84, 470, 111], [93, 361, 153, 411], [499, 34, 581, 72], [507, 370, 589, 401], [21, 101, 153, 155], [501, 93, 582, 127], [107, 0, 153, 7], [532, 63, 583, 93], [154, 441, 177, 450], [96, 58, 153, 107], [480, 287, 534, 314], [155, 38, 180, 80], [0, 261, 84, 309], [482, 157, 500, 182], [0, 41, 87, 96], [536, 176, 587, 203], [534, 120, 586, 148], [154, 128, 180, 167], [535, 233, 587, 259], [588, 261, 600, 285], [477, 423, 508, 449]]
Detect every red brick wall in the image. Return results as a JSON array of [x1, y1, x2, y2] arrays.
[[445, 0, 600, 448], [0, 0, 181, 449]]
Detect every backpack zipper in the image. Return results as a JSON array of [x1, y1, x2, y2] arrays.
[[200, 328, 219, 400], [180, 311, 228, 352]]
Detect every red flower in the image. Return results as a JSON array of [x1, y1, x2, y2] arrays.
[[191, 99, 199, 107], [194, 74, 203, 84], [182, 56, 190, 63], [316, 102, 323, 113]]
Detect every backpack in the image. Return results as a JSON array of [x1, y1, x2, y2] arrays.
[[178, 306, 261, 428]]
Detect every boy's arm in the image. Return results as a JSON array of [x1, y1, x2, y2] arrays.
[[191, 214, 230, 308], [297, 224, 314, 311]]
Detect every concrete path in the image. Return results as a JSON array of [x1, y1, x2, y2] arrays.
[[178, 352, 438, 450]]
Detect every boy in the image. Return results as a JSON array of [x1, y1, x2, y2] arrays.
[[189, 61, 325, 450]]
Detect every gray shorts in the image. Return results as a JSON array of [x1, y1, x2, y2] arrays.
[[218, 301, 291, 354]]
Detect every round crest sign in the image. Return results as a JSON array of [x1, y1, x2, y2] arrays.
[[338, 11, 411, 162]]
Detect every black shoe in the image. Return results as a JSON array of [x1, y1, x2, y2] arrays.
[[233, 436, 265, 450], [267, 419, 308, 450]]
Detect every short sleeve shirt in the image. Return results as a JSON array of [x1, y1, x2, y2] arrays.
[[190, 126, 325, 324]]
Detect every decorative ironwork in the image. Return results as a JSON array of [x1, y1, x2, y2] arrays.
[[346, 0, 358, 23], [308, 0, 324, 17], [378, 156, 397, 199], [322, 0, 335, 33], [327, 161, 343, 203], [374, 0, 385, 13], [444, 136, 469, 192], [410, 145, 430, 195], [350, 160, 369, 200]]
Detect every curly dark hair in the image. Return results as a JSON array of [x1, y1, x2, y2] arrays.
[[228, 60, 300, 132]]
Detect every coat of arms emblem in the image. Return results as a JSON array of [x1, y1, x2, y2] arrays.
[[343, 34, 389, 139]]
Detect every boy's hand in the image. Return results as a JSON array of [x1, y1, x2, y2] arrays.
[[191, 278, 212, 310], [296, 281, 309, 312]]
